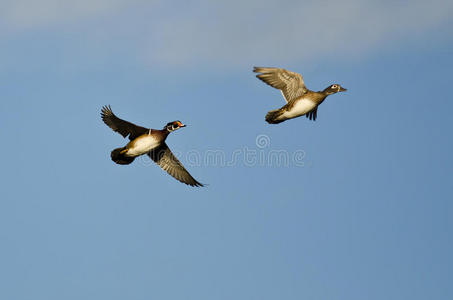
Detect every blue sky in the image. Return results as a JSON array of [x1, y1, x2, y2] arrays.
[[1, 1, 452, 299]]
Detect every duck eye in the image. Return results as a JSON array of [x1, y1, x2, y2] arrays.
[[332, 85, 337, 88]]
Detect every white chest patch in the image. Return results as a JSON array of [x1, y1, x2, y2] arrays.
[[283, 98, 317, 119], [126, 135, 160, 157]]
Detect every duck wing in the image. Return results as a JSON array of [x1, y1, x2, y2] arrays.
[[306, 107, 318, 121], [148, 143, 204, 187], [254, 67, 308, 103], [101, 105, 149, 140]]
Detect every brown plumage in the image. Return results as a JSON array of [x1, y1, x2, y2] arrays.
[[101, 105, 149, 140], [101, 105, 204, 187], [254, 67, 347, 124], [148, 144, 203, 187]]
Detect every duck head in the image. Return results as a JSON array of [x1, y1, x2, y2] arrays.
[[323, 84, 347, 95], [165, 120, 186, 132]]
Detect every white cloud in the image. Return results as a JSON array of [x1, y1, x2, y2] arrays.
[[1, 0, 452, 68], [144, 0, 453, 66], [0, 0, 146, 29]]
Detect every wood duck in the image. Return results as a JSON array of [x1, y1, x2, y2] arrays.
[[101, 105, 203, 187], [253, 67, 347, 124]]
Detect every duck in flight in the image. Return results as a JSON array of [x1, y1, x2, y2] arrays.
[[101, 105, 203, 187], [253, 67, 347, 124]]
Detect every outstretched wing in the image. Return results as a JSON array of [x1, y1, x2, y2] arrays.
[[101, 105, 149, 140], [253, 66, 308, 103], [306, 107, 318, 121], [148, 143, 204, 187]]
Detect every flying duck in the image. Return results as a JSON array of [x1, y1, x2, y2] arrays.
[[101, 105, 203, 187], [253, 67, 347, 124]]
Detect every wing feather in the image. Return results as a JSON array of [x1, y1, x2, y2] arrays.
[[253, 67, 308, 103], [148, 144, 204, 187], [101, 105, 149, 140], [306, 107, 318, 121]]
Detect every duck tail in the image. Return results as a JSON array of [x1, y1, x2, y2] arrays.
[[111, 147, 135, 165], [265, 109, 285, 124]]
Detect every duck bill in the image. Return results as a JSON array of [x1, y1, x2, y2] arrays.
[[340, 87, 347, 92]]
